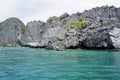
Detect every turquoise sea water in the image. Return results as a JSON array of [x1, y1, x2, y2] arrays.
[[0, 47, 120, 80]]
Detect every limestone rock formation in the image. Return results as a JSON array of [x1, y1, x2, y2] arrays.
[[0, 17, 25, 46], [19, 6, 120, 50], [1, 6, 120, 50]]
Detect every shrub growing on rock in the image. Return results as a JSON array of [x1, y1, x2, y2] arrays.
[[62, 16, 88, 29], [87, 29, 95, 33], [61, 17, 69, 23], [108, 21, 113, 26], [21, 25, 26, 35], [39, 26, 45, 33], [96, 6, 100, 10], [79, 16, 83, 21], [58, 30, 67, 37], [14, 24, 18, 30], [70, 20, 88, 29], [63, 24, 69, 29], [48, 17, 54, 22]]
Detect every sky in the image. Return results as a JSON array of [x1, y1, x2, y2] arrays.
[[0, 0, 120, 24]]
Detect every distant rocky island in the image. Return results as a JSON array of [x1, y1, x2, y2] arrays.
[[0, 6, 120, 50]]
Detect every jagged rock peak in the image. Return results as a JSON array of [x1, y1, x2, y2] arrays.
[[26, 20, 45, 28], [60, 13, 69, 20], [27, 20, 45, 25]]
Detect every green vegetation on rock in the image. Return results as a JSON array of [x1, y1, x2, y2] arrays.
[[0, 22, 2, 25], [87, 29, 95, 33], [39, 26, 45, 33], [108, 21, 113, 26], [48, 17, 54, 22], [4, 21, 8, 27], [21, 25, 26, 35], [79, 16, 83, 21], [14, 24, 18, 30], [70, 20, 88, 29], [61, 17, 69, 23], [63, 16, 88, 29], [58, 30, 67, 37], [4, 23, 8, 29], [63, 24, 69, 29], [96, 6, 100, 10]]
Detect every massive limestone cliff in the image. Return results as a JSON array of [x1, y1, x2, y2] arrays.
[[0, 6, 120, 50], [23, 6, 120, 50]]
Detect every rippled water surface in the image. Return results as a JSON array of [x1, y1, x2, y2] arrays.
[[0, 47, 120, 80]]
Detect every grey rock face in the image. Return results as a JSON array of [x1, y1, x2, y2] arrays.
[[40, 26, 67, 50], [46, 38, 65, 50], [81, 29, 114, 49], [0, 17, 25, 46], [24, 20, 45, 43], [63, 36, 79, 48], [110, 28, 120, 49]]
